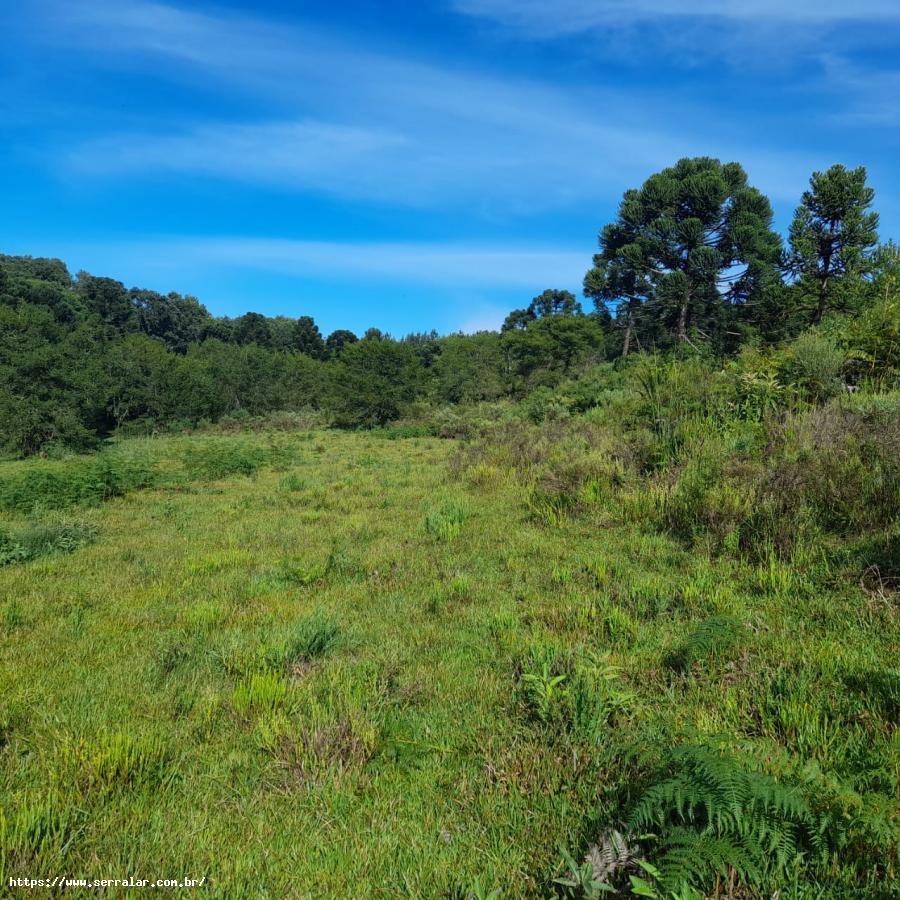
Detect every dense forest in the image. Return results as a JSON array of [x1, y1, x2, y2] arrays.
[[2, 158, 896, 457]]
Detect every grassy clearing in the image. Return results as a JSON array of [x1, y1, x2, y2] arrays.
[[0, 429, 896, 896]]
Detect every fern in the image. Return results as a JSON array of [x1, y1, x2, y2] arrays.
[[585, 829, 637, 882], [628, 745, 813, 892], [665, 616, 746, 672]]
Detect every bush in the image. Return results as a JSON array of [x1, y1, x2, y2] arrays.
[[0, 453, 156, 512], [0, 520, 96, 567], [747, 397, 900, 548], [840, 294, 900, 388], [776, 331, 845, 404], [330, 340, 423, 428], [181, 440, 265, 480]]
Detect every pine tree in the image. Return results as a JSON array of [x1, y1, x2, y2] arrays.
[[291, 315, 326, 359], [789, 164, 879, 324], [584, 158, 782, 351]]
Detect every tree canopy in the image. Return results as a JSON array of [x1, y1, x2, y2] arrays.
[[584, 157, 782, 353], [0, 156, 893, 455], [789, 164, 879, 323]]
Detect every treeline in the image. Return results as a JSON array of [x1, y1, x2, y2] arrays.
[[1, 157, 896, 456], [0, 267, 611, 455]]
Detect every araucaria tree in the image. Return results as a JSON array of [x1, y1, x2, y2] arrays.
[[584, 157, 782, 351], [291, 315, 326, 359], [789, 164, 879, 324]]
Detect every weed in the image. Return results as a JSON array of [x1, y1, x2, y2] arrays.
[[425, 498, 470, 541], [0, 520, 95, 567], [232, 672, 288, 716], [521, 661, 567, 725], [665, 615, 747, 672], [628, 745, 815, 893], [279, 472, 307, 492], [601, 605, 639, 647], [58, 732, 176, 795], [182, 441, 264, 481], [283, 613, 341, 665], [0, 796, 81, 881]]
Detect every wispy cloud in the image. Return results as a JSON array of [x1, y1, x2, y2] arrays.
[[67, 122, 414, 205], [33, 0, 814, 211], [94, 236, 589, 290], [451, 0, 900, 75], [452, 0, 900, 35], [819, 56, 900, 129]]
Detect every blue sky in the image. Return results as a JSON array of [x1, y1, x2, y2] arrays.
[[2, 0, 898, 336]]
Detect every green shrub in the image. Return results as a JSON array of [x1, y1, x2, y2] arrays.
[[0, 454, 156, 512], [628, 745, 815, 893], [0, 520, 96, 566], [747, 398, 900, 548], [840, 294, 900, 388], [181, 440, 265, 480], [776, 331, 845, 404], [517, 646, 632, 741]]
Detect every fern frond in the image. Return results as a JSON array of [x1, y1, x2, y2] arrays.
[[628, 744, 813, 892], [585, 829, 636, 881], [665, 616, 746, 672]]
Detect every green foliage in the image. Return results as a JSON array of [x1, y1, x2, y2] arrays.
[[331, 338, 423, 427], [58, 732, 177, 795], [665, 616, 746, 672], [181, 440, 265, 480], [789, 164, 879, 324], [291, 315, 327, 359], [521, 660, 568, 725], [0, 795, 81, 883], [283, 613, 341, 664], [840, 289, 900, 387], [518, 646, 632, 741], [776, 331, 845, 403], [628, 745, 814, 892], [279, 471, 307, 492], [0, 157, 898, 894], [0, 452, 156, 512], [584, 157, 782, 352], [0, 520, 95, 567], [325, 328, 358, 356], [232, 671, 288, 715], [425, 497, 470, 541], [0, 427, 896, 893]]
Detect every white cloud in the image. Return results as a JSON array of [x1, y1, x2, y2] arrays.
[[819, 56, 900, 128], [67, 121, 413, 204], [37, 0, 803, 211], [143, 237, 589, 289], [27, 0, 852, 215], [453, 0, 900, 35]]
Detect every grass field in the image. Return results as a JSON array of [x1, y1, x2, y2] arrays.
[[0, 431, 896, 897]]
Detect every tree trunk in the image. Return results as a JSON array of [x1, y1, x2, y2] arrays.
[[813, 231, 835, 325], [621, 310, 633, 357], [813, 272, 829, 324], [677, 300, 689, 343]]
